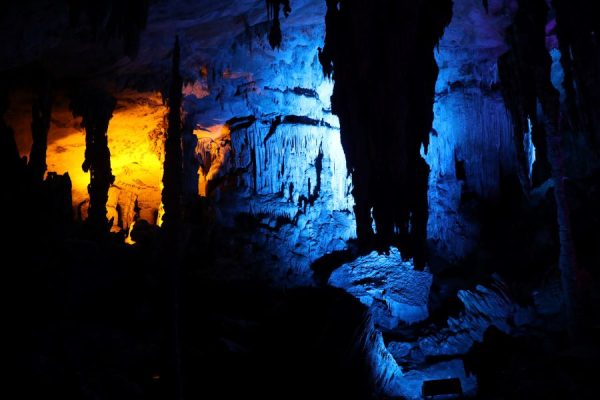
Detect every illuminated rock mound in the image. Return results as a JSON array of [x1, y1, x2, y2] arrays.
[[329, 248, 433, 329]]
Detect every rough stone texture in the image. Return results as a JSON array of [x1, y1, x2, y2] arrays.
[[329, 247, 433, 329], [389, 276, 517, 360], [3, 0, 355, 280], [201, 122, 351, 212], [173, 3, 355, 280], [1, 0, 520, 268], [426, 0, 518, 260], [361, 319, 405, 397]]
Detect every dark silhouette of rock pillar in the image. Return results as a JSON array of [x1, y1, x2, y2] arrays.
[[319, 0, 453, 269], [29, 73, 53, 184], [0, 89, 22, 181], [70, 89, 116, 231], [161, 36, 183, 232], [498, 0, 582, 340], [160, 36, 185, 400]]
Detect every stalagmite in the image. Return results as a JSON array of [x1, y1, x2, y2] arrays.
[[161, 36, 184, 232], [28, 72, 52, 184], [70, 88, 116, 232]]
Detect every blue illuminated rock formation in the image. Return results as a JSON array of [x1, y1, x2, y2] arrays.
[[329, 248, 432, 329], [425, 0, 518, 259], [361, 319, 405, 396], [171, 1, 357, 281], [415, 277, 516, 357], [385, 276, 521, 398]]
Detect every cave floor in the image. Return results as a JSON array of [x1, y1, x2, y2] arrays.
[[14, 224, 600, 399]]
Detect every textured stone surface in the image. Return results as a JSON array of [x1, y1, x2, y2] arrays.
[[170, 2, 356, 280], [425, 0, 518, 260], [388, 276, 518, 360], [329, 247, 432, 329]]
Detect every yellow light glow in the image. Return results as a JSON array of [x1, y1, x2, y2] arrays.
[[10, 90, 167, 227], [156, 183, 164, 227], [124, 220, 137, 245]]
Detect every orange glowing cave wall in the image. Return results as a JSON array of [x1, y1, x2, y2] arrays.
[[7, 90, 167, 230]]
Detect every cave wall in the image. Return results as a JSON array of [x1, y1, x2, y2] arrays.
[[5, 2, 600, 398], [4, 0, 595, 276], [0, 0, 355, 281], [177, 1, 355, 282], [425, 0, 518, 259], [184, 0, 520, 279], [0, 0, 527, 273]]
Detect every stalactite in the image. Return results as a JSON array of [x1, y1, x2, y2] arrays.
[[161, 36, 184, 231], [498, 0, 581, 340], [29, 72, 52, 184], [319, 0, 453, 269], [159, 37, 185, 400], [265, 0, 291, 49], [70, 88, 116, 232]]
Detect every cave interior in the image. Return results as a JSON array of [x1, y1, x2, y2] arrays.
[[3, 0, 600, 399]]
